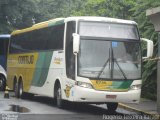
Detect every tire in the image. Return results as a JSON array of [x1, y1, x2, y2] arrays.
[[15, 81, 23, 98], [107, 102, 118, 112], [19, 82, 24, 98], [13, 79, 17, 92], [56, 85, 63, 108], [14, 82, 19, 98], [0, 76, 6, 91]]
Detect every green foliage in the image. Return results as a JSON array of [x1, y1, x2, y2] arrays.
[[0, 0, 40, 33], [36, 0, 87, 19], [142, 61, 157, 100], [72, 0, 136, 19]]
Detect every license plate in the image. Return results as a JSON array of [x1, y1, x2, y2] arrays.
[[106, 95, 117, 99]]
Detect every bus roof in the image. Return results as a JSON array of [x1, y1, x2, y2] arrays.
[[65, 16, 137, 25], [11, 16, 137, 36], [0, 34, 10, 38]]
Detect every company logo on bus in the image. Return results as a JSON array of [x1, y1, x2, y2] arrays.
[[18, 55, 34, 64], [54, 57, 62, 64]]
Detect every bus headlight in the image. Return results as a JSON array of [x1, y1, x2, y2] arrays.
[[130, 84, 141, 90], [76, 81, 93, 89]]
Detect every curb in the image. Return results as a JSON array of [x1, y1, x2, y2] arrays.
[[119, 103, 160, 119]]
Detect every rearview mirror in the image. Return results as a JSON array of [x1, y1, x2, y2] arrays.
[[73, 33, 80, 55], [141, 38, 153, 59]]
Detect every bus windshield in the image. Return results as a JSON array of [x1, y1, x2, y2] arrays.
[[78, 21, 141, 80]]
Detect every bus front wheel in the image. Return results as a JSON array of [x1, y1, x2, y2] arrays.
[[56, 85, 63, 108], [106, 102, 118, 112]]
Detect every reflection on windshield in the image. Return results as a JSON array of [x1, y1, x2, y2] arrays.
[[78, 39, 141, 80]]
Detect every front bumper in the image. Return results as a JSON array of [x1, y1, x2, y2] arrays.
[[72, 86, 141, 103]]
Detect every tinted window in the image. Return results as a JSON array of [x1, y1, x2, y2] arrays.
[[65, 21, 76, 79], [0, 38, 9, 55], [0, 38, 9, 70], [10, 24, 65, 53]]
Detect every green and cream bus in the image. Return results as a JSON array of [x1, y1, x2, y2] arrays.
[[7, 17, 153, 111]]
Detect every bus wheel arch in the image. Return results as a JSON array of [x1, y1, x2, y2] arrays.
[[0, 74, 6, 91], [54, 79, 63, 108]]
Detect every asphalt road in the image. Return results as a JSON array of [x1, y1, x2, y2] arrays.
[[0, 92, 155, 120]]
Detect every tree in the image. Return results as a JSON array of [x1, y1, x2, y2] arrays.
[[36, 0, 87, 21], [0, 0, 39, 33], [0, 0, 12, 33], [72, 0, 136, 19]]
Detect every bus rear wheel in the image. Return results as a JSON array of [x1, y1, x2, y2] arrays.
[[107, 102, 118, 112], [56, 85, 63, 108], [0, 76, 6, 91], [15, 81, 24, 98]]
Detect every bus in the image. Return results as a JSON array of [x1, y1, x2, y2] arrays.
[[0, 34, 10, 91], [7, 17, 153, 111]]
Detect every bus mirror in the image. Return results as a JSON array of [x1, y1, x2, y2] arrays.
[[140, 38, 153, 59], [73, 33, 80, 54]]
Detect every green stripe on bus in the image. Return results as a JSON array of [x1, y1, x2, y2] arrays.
[[118, 80, 133, 89], [112, 80, 133, 89], [32, 51, 53, 87]]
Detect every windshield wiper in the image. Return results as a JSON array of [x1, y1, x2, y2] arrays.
[[114, 58, 127, 80], [97, 49, 110, 78], [97, 58, 110, 78], [112, 47, 127, 80], [97, 47, 127, 80]]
